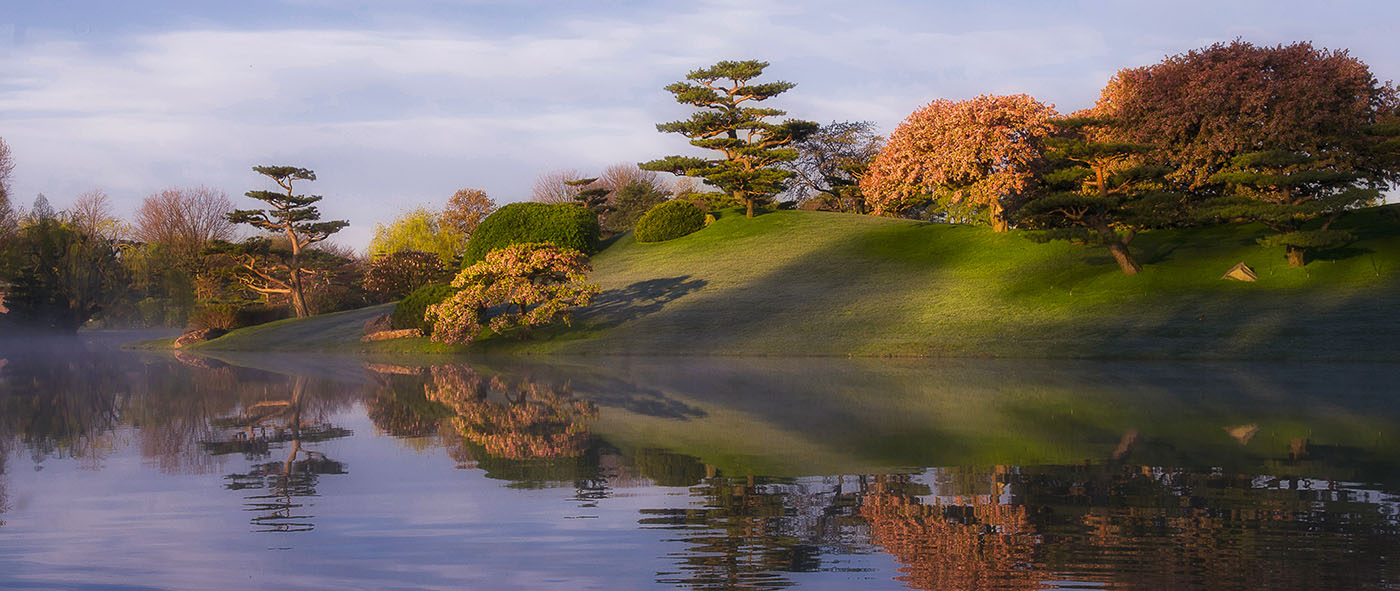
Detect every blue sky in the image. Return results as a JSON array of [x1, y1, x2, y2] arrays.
[[2, 0, 1396, 249]]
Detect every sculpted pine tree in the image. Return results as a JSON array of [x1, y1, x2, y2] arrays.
[[226, 166, 348, 318], [1019, 116, 1178, 274], [641, 59, 817, 218], [1206, 150, 1379, 267], [862, 94, 1059, 230]]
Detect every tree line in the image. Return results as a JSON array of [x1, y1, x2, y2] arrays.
[[0, 38, 1394, 335]]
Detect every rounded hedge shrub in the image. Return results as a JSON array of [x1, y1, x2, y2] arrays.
[[634, 200, 705, 243], [460, 203, 600, 266], [392, 282, 456, 330]]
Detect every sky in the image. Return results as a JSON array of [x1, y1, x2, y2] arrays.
[[2, 0, 1397, 250]]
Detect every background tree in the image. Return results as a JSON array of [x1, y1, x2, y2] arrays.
[[226, 166, 349, 318], [641, 59, 818, 218], [1018, 117, 1178, 274], [1096, 40, 1398, 191], [1204, 150, 1379, 266], [597, 163, 664, 199], [67, 189, 127, 241], [784, 120, 884, 213], [603, 179, 671, 233], [368, 206, 466, 265], [530, 169, 583, 204], [425, 242, 599, 345], [0, 201, 124, 332], [861, 94, 1059, 230], [565, 176, 612, 222], [441, 188, 496, 236], [362, 250, 449, 303], [0, 138, 17, 238], [134, 186, 235, 261]]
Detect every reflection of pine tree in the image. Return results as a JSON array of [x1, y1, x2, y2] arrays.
[[642, 475, 867, 589], [202, 376, 351, 533]]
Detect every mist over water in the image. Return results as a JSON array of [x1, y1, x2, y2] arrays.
[[0, 335, 1396, 589]]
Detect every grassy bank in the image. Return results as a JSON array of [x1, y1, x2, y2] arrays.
[[188, 206, 1400, 360]]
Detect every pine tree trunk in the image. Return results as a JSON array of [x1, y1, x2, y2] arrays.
[[1286, 245, 1307, 267], [742, 192, 754, 218], [1106, 241, 1142, 275], [288, 263, 310, 318]]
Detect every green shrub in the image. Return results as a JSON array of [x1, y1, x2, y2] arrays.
[[460, 203, 600, 265], [634, 200, 705, 243], [188, 303, 288, 331], [392, 282, 456, 330]]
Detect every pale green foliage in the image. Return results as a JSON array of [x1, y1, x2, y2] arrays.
[[369, 206, 468, 264], [425, 242, 599, 345]]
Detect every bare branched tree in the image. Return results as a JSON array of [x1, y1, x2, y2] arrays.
[[530, 168, 582, 204], [0, 137, 17, 236], [68, 189, 128, 240], [135, 186, 235, 259], [598, 163, 664, 197]]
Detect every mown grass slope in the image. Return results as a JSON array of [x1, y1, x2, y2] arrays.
[[192, 205, 1400, 360]]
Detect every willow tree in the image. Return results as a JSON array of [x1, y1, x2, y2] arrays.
[[641, 59, 817, 218], [861, 94, 1059, 230], [227, 166, 348, 318]]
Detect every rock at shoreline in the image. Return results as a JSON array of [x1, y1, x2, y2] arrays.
[[361, 328, 422, 342], [363, 313, 393, 335], [173, 328, 227, 348]]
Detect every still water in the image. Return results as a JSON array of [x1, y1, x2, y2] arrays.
[[0, 334, 1397, 590]]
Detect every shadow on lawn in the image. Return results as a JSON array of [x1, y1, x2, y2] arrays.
[[584, 276, 709, 329]]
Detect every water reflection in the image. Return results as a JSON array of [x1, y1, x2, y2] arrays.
[[202, 376, 352, 533], [0, 348, 1398, 589]]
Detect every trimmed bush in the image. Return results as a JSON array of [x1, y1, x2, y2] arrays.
[[188, 303, 288, 331], [392, 282, 456, 330], [460, 203, 600, 265], [634, 200, 705, 243]]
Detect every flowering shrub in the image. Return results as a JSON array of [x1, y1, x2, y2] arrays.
[[861, 94, 1058, 229], [424, 365, 597, 459], [425, 243, 600, 344], [363, 250, 449, 303]]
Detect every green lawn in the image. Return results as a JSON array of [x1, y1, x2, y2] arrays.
[[186, 205, 1400, 360]]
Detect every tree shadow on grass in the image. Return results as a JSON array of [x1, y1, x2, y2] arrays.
[[582, 276, 709, 329]]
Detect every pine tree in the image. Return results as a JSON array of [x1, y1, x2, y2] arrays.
[[1203, 150, 1379, 267], [565, 177, 611, 222], [1018, 117, 1179, 275], [641, 60, 817, 218], [226, 166, 349, 317]]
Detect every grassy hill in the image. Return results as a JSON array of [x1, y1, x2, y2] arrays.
[[189, 205, 1400, 360]]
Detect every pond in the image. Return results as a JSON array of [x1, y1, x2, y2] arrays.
[[0, 335, 1397, 590]]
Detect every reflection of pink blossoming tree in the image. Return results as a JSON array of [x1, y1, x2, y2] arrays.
[[424, 365, 598, 460], [861, 94, 1058, 230], [424, 243, 600, 344]]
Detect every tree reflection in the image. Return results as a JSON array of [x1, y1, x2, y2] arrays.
[[644, 474, 869, 589], [202, 375, 351, 533], [426, 365, 598, 461], [859, 472, 1045, 591]]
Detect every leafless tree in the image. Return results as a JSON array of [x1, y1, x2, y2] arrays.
[[68, 189, 128, 240], [134, 185, 235, 258], [0, 138, 17, 236], [598, 163, 664, 197], [530, 168, 582, 204]]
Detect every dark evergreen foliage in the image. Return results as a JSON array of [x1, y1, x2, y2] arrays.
[[634, 200, 705, 243], [641, 59, 817, 218], [460, 202, 600, 265], [392, 282, 455, 330]]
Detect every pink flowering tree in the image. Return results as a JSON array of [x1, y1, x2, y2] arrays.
[[860, 94, 1059, 230], [424, 242, 600, 344]]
